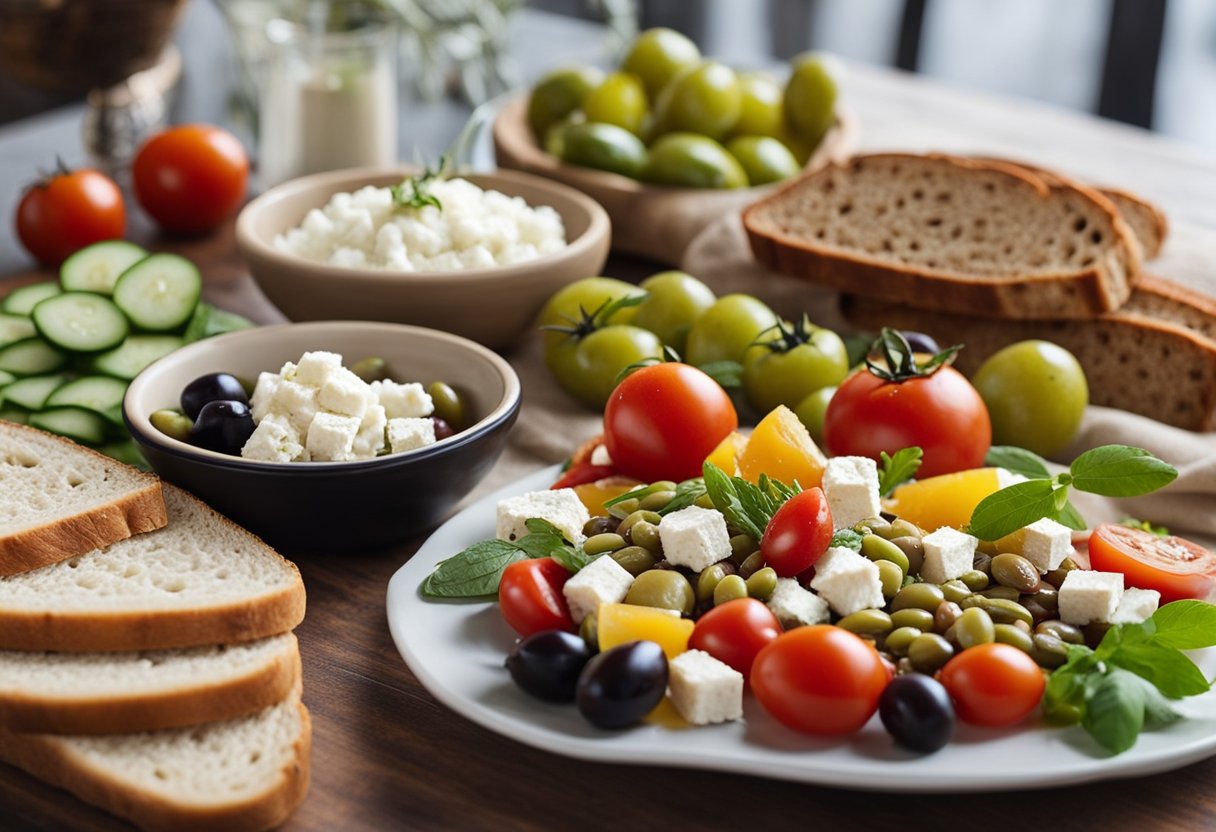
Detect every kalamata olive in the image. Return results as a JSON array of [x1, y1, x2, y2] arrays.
[[431, 417, 455, 441], [576, 640, 668, 729], [189, 400, 255, 455], [878, 674, 956, 753], [506, 630, 593, 702], [900, 331, 941, 355], [181, 372, 248, 420]]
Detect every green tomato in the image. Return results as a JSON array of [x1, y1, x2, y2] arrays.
[[559, 122, 648, 178], [684, 294, 779, 368], [784, 53, 838, 146], [583, 72, 649, 136], [731, 72, 785, 139], [725, 135, 800, 186], [644, 133, 748, 190], [652, 61, 742, 140], [631, 271, 717, 355], [794, 385, 836, 445], [971, 340, 1089, 458], [743, 323, 848, 414], [546, 325, 665, 409], [621, 27, 701, 98], [527, 66, 604, 140], [538, 276, 645, 354]]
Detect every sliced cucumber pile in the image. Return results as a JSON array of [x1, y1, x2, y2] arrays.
[[0, 241, 256, 467]]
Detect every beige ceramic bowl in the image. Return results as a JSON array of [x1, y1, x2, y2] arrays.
[[235, 167, 611, 350]]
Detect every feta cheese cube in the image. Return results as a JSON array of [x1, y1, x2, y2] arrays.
[[305, 412, 361, 461], [269, 380, 320, 435], [278, 361, 298, 381], [561, 556, 634, 623], [317, 368, 374, 418], [249, 371, 282, 423], [294, 350, 343, 387], [589, 444, 613, 467], [1059, 570, 1124, 625], [667, 650, 744, 726], [658, 506, 731, 572], [240, 414, 304, 462], [495, 488, 591, 545], [351, 404, 387, 459], [822, 456, 882, 529], [1111, 587, 1161, 624], [386, 417, 436, 453], [921, 527, 978, 584], [373, 380, 433, 419], [994, 518, 1074, 573], [810, 546, 884, 616], [767, 578, 830, 629]]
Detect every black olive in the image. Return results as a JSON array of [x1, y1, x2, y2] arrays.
[[576, 641, 668, 729], [878, 674, 956, 753], [181, 373, 249, 420], [506, 630, 593, 702], [189, 400, 256, 455]]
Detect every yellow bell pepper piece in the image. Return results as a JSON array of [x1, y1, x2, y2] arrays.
[[704, 430, 747, 477], [885, 467, 1013, 531], [736, 405, 826, 489], [597, 603, 694, 660]]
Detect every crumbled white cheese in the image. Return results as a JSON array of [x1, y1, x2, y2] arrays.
[[921, 527, 978, 584], [562, 557, 634, 624], [658, 506, 732, 572], [810, 546, 884, 616], [994, 517, 1074, 573], [496, 489, 591, 546], [822, 456, 882, 529], [668, 650, 744, 726]]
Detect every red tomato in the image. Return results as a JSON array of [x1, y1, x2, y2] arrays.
[[1088, 524, 1216, 603], [689, 598, 782, 676], [750, 625, 889, 735], [133, 124, 248, 234], [603, 363, 737, 483], [15, 167, 124, 265], [760, 487, 833, 577], [939, 643, 1045, 727], [498, 558, 574, 638], [824, 365, 991, 478]]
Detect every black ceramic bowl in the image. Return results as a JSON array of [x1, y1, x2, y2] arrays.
[[124, 321, 520, 553]]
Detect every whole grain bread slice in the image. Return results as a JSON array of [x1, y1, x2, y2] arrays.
[[0, 633, 300, 736], [0, 692, 310, 832], [0, 484, 306, 652], [0, 423, 167, 576], [744, 153, 1142, 319]]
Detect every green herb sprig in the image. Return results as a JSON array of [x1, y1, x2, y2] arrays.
[[391, 156, 449, 211], [702, 462, 799, 541], [421, 518, 588, 599], [829, 528, 864, 552], [878, 447, 923, 496], [603, 477, 707, 518]]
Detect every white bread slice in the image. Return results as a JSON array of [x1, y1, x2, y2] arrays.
[[0, 633, 300, 736], [0, 693, 310, 832], [0, 423, 167, 576], [743, 153, 1142, 319], [0, 485, 306, 652]]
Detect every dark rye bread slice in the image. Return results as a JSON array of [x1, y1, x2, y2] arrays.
[[743, 153, 1142, 319], [841, 276, 1216, 431]]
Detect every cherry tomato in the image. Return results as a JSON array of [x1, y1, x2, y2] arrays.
[[498, 558, 574, 638], [537, 276, 643, 353], [688, 598, 782, 676], [824, 364, 991, 478], [551, 461, 618, 490], [939, 643, 1045, 727], [760, 487, 833, 577], [742, 319, 848, 414], [684, 294, 778, 368], [547, 324, 665, 409], [15, 167, 124, 265], [133, 124, 249, 234], [1088, 524, 1216, 603], [630, 270, 716, 355], [750, 625, 888, 735], [603, 362, 738, 483]]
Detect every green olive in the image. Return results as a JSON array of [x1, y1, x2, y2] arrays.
[[784, 52, 838, 146], [939, 580, 972, 605], [838, 608, 893, 636], [875, 560, 904, 599], [889, 536, 925, 576], [651, 60, 742, 140], [890, 607, 934, 631], [618, 509, 662, 536], [1032, 633, 1070, 669], [528, 66, 603, 139], [731, 71, 785, 138], [583, 71, 649, 136], [150, 409, 193, 442], [980, 597, 1035, 627], [908, 633, 954, 673], [644, 133, 748, 189], [625, 569, 695, 615], [891, 582, 946, 613], [351, 356, 388, 382], [990, 553, 1042, 593], [933, 600, 963, 634], [628, 520, 663, 555], [959, 569, 990, 592], [611, 545, 658, 576], [620, 27, 701, 97], [583, 533, 626, 556], [696, 563, 730, 603], [884, 626, 921, 657], [559, 122, 648, 179], [993, 623, 1035, 653], [713, 573, 749, 606], [955, 607, 996, 649], [725, 135, 799, 186], [737, 550, 765, 579], [979, 585, 1021, 603], [639, 490, 677, 512], [728, 533, 757, 564], [1044, 557, 1079, 589], [745, 566, 779, 601], [1035, 619, 1085, 645], [860, 534, 909, 574], [579, 609, 599, 650], [428, 381, 466, 430]]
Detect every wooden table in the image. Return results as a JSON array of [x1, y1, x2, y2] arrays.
[[3, 10, 1216, 832]]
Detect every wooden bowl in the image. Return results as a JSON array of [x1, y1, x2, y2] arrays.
[[493, 95, 859, 266]]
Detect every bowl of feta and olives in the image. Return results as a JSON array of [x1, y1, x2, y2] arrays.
[[123, 321, 520, 552]]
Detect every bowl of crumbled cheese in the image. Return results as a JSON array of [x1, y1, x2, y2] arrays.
[[236, 167, 611, 349]]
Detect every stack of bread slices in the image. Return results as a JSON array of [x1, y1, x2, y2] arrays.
[[0, 423, 309, 832], [743, 152, 1216, 430]]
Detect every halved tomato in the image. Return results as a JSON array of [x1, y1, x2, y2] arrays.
[[1088, 523, 1216, 603]]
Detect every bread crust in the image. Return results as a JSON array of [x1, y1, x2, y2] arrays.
[[743, 152, 1142, 319], [0, 635, 301, 736], [0, 701, 311, 832], [0, 424, 168, 576]]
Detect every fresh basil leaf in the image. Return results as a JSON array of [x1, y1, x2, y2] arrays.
[[421, 539, 526, 598], [1069, 445, 1178, 497], [1094, 618, 1155, 660], [985, 445, 1052, 480], [1113, 643, 1211, 699], [696, 360, 744, 389], [522, 518, 590, 572], [549, 546, 591, 574], [878, 447, 923, 495], [830, 528, 864, 552], [1137, 677, 1184, 729], [966, 477, 1058, 541], [1042, 663, 1087, 726], [703, 462, 764, 540], [1056, 499, 1088, 531], [1148, 600, 1216, 650], [760, 473, 801, 503], [1082, 668, 1147, 754]]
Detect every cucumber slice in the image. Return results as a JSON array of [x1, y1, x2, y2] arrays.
[[0, 337, 68, 376], [32, 292, 129, 353], [2, 374, 68, 410], [97, 440, 149, 470], [91, 335, 184, 380], [183, 302, 255, 343], [45, 375, 128, 415], [112, 254, 202, 332], [0, 408, 28, 425], [60, 241, 148, 295], [29, 406, 109, 445], [2, 282, 61, 316], [0, 370, 15, 388], [0, 313, 36, 346]]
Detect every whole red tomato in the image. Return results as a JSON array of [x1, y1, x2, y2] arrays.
[[939, 643, 1044, 727], [15, 167, 124, 265], [689, 598, 782, 676], [603, 363, 737, 483], [760, 487, 833, 577], [498, 558, 574, 638], [1088, 524, 1216, 603], [133, 124, 248, 234], [824, 331, 990, 478], [750, 625, 889, 735]]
